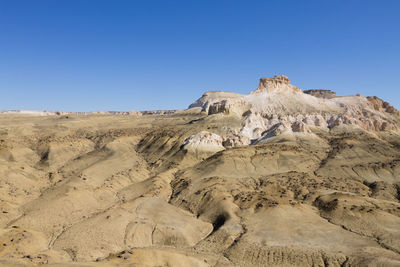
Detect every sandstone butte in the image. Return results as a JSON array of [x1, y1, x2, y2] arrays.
[[0, 75, 399, 266]]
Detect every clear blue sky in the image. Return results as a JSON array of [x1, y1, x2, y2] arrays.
[[1, 0, 399, 111]]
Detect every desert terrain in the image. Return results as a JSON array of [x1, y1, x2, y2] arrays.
[[0, 76, 399, 266]]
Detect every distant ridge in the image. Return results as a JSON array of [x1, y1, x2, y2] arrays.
[[0, 109, 181, 116]]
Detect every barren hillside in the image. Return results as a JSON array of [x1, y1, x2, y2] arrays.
[[0, 76, 399, 266]]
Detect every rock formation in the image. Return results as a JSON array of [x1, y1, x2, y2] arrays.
[[183, 131, 225, 153], [367, 95, 399, 114], [251, 75, 301, 94], [189, 75, 399, 146], [303, 89, 337, 99]]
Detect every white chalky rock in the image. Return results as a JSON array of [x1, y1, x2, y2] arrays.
[[184, 131, 225, 153]]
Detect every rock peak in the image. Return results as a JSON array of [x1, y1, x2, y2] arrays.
[[252, 75, 300, 94], [261, 75, 290, 84]]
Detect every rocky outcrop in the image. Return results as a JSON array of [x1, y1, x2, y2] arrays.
[[188, 91, 247, 115], [1, 81, 400, 266], [251, 75, 302, 94], [188, 76, 400, 142], [128, 110, 142, 116], [303, 89, 337, 99], [222, 133, 251, 148], [183, 131, 225, 153], [208, 98, 249, 116], [367, 96, 399, 114], [261, 122, 292, 139]]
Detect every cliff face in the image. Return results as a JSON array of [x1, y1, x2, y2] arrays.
[[367, 95, 399, 114], [303, 89, 337, 99], [252, 75, 301, 94], [188, 76, 400, 147]]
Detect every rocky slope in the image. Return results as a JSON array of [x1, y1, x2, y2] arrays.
[[0, 76, 399, 266]]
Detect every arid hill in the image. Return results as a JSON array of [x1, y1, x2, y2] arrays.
[[0, 76, 399, 266]]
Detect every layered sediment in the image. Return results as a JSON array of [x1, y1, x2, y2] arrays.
[[0, 76, 399, 266]]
